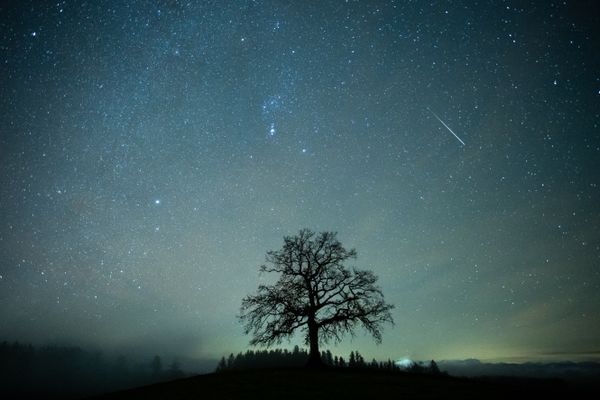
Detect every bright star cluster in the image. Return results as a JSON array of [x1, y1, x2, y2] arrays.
[[0, 1, 599, 363]]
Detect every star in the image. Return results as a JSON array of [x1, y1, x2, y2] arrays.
[[0, 0, 597, 377]]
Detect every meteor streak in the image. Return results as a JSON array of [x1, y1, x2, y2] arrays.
[[427, 108, 466, 146]]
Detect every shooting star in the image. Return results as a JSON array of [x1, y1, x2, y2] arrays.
[[427, 108, 466, 146]]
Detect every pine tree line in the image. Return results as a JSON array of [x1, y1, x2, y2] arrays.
[[216, 346, 444, 375], [0, 341, 185, 398]]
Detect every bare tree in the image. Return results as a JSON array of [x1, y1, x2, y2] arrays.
[[240, 229, 394, 367]]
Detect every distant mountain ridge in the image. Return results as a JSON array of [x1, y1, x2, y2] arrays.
[[437, 359, 600, 382]]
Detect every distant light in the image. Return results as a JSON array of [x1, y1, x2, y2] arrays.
[[31, 31, 37, 37], [154, 199, 161, 205], [302, 148, 307, 153], [396, 358, 414, 368]]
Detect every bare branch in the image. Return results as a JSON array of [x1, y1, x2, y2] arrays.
[[239, 229, 394, 353]]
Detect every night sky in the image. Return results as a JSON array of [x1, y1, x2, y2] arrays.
[[1, 1, 599, 364]]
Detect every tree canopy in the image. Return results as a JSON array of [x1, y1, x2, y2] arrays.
[[240, 229, 394, 366]]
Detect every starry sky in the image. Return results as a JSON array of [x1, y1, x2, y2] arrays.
[[1, 0, 599, 364]]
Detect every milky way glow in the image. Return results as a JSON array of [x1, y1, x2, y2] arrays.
[[0, 1, 599, 364]]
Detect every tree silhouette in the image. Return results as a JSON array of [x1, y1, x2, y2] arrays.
[[167, 361, 185, 380], [150, 355, 162, 379], [216, 356, 227, 372], [0, 341, 190, 398], [240, 229, 394, 367], [349, 351, 356, 367], [429, 359, 441, 375]]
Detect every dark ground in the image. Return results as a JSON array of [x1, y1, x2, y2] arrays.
[[90, 367, 596, 400]]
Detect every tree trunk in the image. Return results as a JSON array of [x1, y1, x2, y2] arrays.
[[306, 319, 322, 368]]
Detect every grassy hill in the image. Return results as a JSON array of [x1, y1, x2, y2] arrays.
[[91, 367, 591, 400]]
